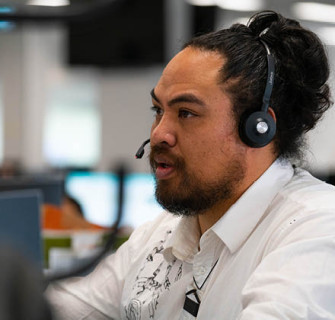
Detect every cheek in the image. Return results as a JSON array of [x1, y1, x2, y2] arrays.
[[188, 130, 245, 171], [184, 136, 227, 170], [206, 126, 238, 155], [180, 116, 243, 167]]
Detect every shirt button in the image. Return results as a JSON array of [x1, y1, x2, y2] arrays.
[[199, 266, 206, 274]]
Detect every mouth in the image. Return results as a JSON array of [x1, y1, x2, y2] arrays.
[[154, 157, 175, 180], [158, 162, 170, 169]]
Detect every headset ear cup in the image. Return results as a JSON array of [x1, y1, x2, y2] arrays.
[[239, 111, 276, 148]]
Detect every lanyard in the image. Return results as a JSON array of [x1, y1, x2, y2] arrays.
[[183, 259, 219, 317]]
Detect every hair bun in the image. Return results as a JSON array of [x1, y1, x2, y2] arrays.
[[248, 10, 280, 32], [247, 10, 299, 46], [248, 10, 329, 88]]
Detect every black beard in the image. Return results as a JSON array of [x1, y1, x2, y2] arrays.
[[150, 146, 245, 217], [154, 176, 233, 217]]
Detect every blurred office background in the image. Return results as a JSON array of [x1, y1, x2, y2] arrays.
[[0, 0, 334, 176], [0, 0, 334, 273]]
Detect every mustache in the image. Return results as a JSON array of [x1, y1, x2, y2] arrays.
[[149, 145, 185, 171]]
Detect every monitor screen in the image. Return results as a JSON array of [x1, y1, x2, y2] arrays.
[[0, 176, 64, 206], [65, 172, 163, 229], [67, 0, 165, 67], [0, 189, 43, 268]]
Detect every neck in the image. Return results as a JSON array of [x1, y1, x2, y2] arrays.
[[197, 189, 241, 235], [197, 154, 276, 235]]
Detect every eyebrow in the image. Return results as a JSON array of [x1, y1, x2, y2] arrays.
[[150, 88, 160, 103], [150, 88, 206, 108]]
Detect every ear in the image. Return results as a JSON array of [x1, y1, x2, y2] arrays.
[[268, 107, 276, 123]]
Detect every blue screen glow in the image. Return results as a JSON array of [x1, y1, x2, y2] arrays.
[[65, 172, 163, 229]]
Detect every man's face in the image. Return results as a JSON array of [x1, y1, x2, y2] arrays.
[[149, 47, 248, 216]]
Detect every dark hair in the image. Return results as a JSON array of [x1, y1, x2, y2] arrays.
[[184, 10, 332, 160]]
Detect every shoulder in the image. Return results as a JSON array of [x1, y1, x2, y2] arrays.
[[279, 167, 335, 210], [264, 167, 335, 251]]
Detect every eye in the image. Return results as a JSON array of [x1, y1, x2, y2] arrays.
[[151, 106, 163, 118], [179, 109, 195, 118]]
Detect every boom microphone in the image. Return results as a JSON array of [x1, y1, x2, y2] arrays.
[[135, 139, 150, 159]]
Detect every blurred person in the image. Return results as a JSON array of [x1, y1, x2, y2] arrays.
[[60, 194, 94, 230], [43, 194, 107, 230], [46, 11, 335, 319]]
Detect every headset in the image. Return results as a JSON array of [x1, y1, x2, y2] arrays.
[[239, 35, 276, 148], [136, 33, 276, 158], [135, 139, 150, 159]]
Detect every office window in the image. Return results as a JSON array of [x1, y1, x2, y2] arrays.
[[43, 79, 100, 168]]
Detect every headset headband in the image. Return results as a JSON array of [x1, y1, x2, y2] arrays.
[[258, 28, 275, 112]]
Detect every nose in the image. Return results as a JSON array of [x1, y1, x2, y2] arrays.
[[150, 114, 177, 148]]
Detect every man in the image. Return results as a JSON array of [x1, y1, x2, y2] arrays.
[[46, 10, 335, 319]]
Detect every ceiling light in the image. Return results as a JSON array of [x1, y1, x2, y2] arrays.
[[185, 0, 216, 6], [293, 2, 335, 23], [27, 0, 70, 6], [217, 0, 264, 11]]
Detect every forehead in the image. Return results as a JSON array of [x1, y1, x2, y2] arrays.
[[154, 47, 226, 99]]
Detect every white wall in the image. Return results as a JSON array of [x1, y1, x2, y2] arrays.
[[0, 29, 24, 163], [306, 46, 335, 176], [98, 67, 162, 172], [0, 24, 165, 173]]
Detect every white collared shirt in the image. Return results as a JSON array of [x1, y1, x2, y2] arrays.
[[46, 159, 335, 319]]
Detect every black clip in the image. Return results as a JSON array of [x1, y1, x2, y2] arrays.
[[183, 289, 200, 317]]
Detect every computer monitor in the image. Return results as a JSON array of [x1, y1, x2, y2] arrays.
[[0, 176, 64, 206], [0, 189, 43, 268], [65, 172, 163, 229]]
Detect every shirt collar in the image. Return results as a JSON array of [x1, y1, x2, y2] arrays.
[[163, 215, 201, 263], [211, 158, 294, 253]]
